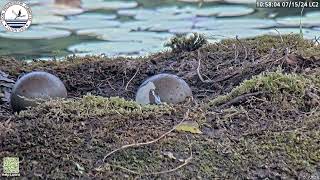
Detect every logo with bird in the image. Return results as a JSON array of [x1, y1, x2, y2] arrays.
[[1, 1, 32, 32]]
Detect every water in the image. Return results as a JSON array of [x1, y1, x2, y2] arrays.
[[0, 0, 319, 60]]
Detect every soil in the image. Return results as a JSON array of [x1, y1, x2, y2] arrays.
[[0, 35, 319, 179]]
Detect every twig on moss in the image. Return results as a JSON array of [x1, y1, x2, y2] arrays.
[[197, 50, 240, 84], [107, 80, 116, 91], [232, 44, 239, 63], [197, 58, 209, 83], [196, 50, 215, 83], [274, 29, 284, 44], [236, 36, 248, 60], [125, 67, 139, 91], [216, 91, 265, 109], [145, 141, 193, 176], [109, 137, 193, 176], [299, 5, 305, 39], [102, 109, 190, 162]]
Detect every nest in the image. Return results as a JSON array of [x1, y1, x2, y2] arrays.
[[0, 35, 320, 179]]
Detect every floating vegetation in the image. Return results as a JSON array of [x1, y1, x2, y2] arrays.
[[0, 26, 71, 39], [68, 41, 165, 57], [43, 19, 120, 31], [81, 0, 138, 10], [276, 15, 320, 28], [165, 33, 207, 53]]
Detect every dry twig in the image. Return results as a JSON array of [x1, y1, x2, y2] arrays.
[[103, 109, 190, 162], [236, 35, 248, 60], [216, 91, 265, 109], [125, 67, 139, 91], [109, 137, 193, 176], [232, 44, 239, 63]]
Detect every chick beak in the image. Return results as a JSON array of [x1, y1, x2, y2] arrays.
[[149, 89, 161, 105]]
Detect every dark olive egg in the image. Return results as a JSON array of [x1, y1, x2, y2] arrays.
[[10, 71, 67, 112], [136, 73, 192, 105]]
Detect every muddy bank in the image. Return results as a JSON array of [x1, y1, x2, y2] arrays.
[[0, 35, 320, 179]]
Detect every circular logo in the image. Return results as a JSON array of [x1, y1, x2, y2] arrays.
[[1, 1, 32, 32]]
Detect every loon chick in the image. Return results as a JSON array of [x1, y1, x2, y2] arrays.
[[135, 73, 192, 105]]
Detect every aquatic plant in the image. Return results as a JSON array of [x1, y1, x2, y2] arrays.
[[165, 33, 207, 53]]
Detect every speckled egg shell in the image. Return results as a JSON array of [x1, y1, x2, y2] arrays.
[[136, 73, 192, 105]]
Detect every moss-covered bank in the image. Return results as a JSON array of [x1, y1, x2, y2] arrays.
[[0, 35, 320, 179]]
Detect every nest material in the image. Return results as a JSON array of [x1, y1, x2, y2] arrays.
[[0, 35, 320, 179], [0, 70, 15, 104]]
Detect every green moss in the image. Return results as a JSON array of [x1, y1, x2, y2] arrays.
[[221, 34, 320, 57], [241, 129, 320, 171], [18, 95, 172, 119], [209, 71, 315, 107]]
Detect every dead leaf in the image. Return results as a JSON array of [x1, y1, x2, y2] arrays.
[[175, 121, 202, 134]]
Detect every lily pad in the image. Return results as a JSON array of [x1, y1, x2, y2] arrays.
[[70, 13, 117, 20], [190, 5, 254, 17], [135, 12, 194, 21], [44, 19, 120, 31], [117, 9, 155, 17], [82, 0, 138, 10], [80, 29, 172, 42], [195, 18, 276, 30], [306, 12, 320, 18], [68, 41, 166, 57], [77, 28, 172, 46], [156, 6, 192, 14], [148, 20, 194, 32], [118, 8, 195, 21], [0, 26, 71, 39], [33, 15, 65, 25], [119, 20, 154, 31], [76, 28, 131, 37], [120, 19, 194, 32], [276, 16, 320, 28], [194, 6, 254, 17], [31, 5, 84, 16]]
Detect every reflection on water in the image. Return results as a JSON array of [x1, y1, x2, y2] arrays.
[[0, 0, 319, 60]]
